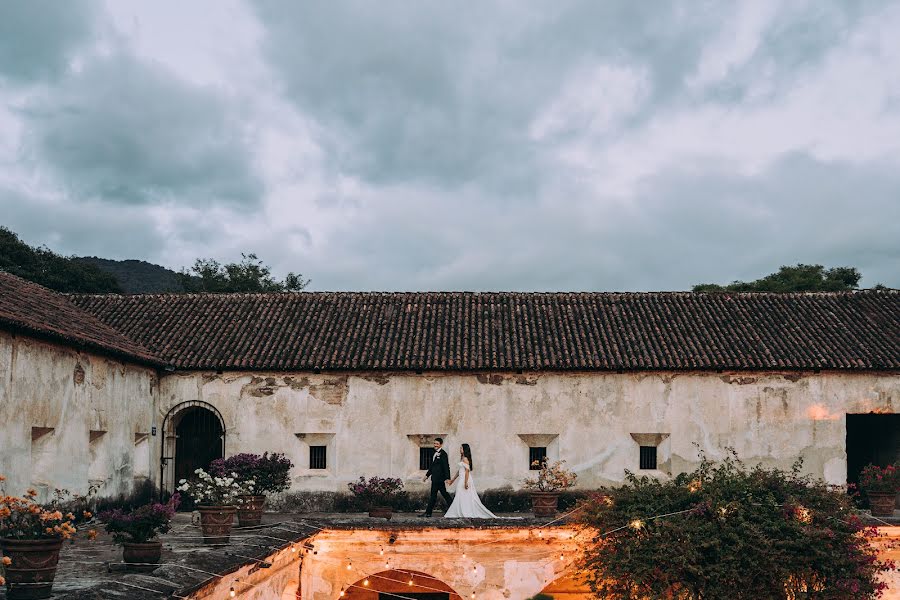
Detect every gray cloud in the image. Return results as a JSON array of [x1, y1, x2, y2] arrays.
[[0, 0, 97, 82], [1, 0, 898, 292], [19, 54, 262, 207]]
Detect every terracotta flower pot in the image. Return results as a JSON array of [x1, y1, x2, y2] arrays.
[[122, 540, 162, 571], [197, 505, 236, 545], [0, 537, 64, 600], [236, 495, 266, 527], [368, 506, 393, 520], [868, 491, 898, 517], [530, 491, 561, 518]]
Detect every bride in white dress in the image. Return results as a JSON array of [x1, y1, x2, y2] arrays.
[[444, 444, 497, 519]]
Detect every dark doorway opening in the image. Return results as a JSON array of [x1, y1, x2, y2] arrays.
[[174, 407, 224, 489], [846, 413, 900, 506], [379, 595, 449, 600]]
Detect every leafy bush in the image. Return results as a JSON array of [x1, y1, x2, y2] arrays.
[[98, 496, 179, 544], [210, 453, 293, 495], [347, 476, 406, 509], [578, 455, 892, 599], [0, 478, 94, 540], [858, 463, 900, 494], [177, 468, 254, 506], [522, 460, 577, 492]]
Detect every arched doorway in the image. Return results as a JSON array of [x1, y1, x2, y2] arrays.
[[344, 570, 460, 599], [160, 401, 225, 497]]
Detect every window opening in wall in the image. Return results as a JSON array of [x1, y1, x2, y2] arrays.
[[309, 445, 327, 470], [529, 446, 547, 470], [134, 433, 150, 480], [846, 413, 900, 506], [639, 445, 658, 470], [88, 430, 108, 486], [419, 447, 435, 470]]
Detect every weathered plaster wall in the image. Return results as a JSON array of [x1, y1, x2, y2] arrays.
[[156, 370, 899, 494], [0, 330, 158, 500]]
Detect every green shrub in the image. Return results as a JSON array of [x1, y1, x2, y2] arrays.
[[579, 455, 891, 599]]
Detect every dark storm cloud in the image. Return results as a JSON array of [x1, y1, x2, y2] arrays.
[[247, 2, 719, 192], [20, 54, 262, 207], [0, 0, 97, 82], [1, 0, 898, 291]]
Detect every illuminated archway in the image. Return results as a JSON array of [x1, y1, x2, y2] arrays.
[[343, 570, 461, 599], [537, 569, 593, 599]]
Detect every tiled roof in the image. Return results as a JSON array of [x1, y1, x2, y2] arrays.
[[70, 290, 900, 371], [0, 271, 162, 366]]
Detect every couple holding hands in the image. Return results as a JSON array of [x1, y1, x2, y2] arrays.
[[421, 437, 496, 519]]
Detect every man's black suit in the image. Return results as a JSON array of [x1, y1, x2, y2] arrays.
[[424, 447, 453, 516]]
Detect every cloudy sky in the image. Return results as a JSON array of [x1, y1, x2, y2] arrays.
[[1, 1, 898, 291]]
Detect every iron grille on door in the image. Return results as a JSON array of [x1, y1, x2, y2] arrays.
[[529, 446, 547, 470], [309, 445, 327, 470], [419, 447, 434, 470], [639, 445, 658, 470]]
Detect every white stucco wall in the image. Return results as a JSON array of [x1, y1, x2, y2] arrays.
[[0, 330, 158, 500], [156, 370, 899, 494]]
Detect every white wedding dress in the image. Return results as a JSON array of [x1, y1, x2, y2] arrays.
[[444, 461, 497, 518]]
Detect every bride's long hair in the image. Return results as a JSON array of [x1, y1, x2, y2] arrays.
[[461, 443, 474, 472]]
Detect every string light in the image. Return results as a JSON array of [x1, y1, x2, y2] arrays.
[[363, 577, 369, 586], [461, 551, 466, 558], [347, 559, 353, 570], [290, 544, 296, 553], [629, 519, 644, 531], [229, 586, 236, 597], [339, 586, 346, 597], [408, 575, 414, 586], [380, 546, 385, 555], [559, 552, 564, 561]]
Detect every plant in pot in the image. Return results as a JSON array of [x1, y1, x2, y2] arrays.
[[211, 453, 293, 527], [347, 476, 405, 520], [0, 476, 82, 600], [178, 469, 250, 544], [98, 495, 179, 571], [522, 459, 577, 517], [858, 462, 899, 517]]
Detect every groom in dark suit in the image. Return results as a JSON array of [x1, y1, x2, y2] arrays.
[[421, 437, 452, 517]]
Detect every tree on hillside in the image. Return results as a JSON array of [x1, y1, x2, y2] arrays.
[[693, 264, 863, 292], [578, 455, 891, 599], [177, 253, 309, 293], [0, 227, 122, 293]]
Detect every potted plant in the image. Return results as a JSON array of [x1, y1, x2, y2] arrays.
[[211, 453, 293, 527], [522, 459, 577, 517], [178, 469, 249, 544], [0, 477, 81, 599], [858, 462, 899, 517], [98, 495, 178, 571], [347, 476, 405, 520]]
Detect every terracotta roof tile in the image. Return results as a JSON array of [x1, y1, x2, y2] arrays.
[[69, 290, 900, 371], [0, 271, 162, 366]]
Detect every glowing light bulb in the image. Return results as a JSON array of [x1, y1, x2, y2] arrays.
[[346, 559, 352, 570], [537, 530, 543, 538], [379, 546, 384, 555], [290, 544, 296, 553], [462, 551, 466, 558], [229, 586, 236, 598], [472, 565, 476, 573], [629, 519, 644, 531], [339, 587, 346, 597], [408, 577, 414, 586], [471, 593, 476, 599], [559, 553, 564, 561], [363, 578, 369, 586]]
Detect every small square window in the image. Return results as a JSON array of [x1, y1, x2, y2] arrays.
[[529, 447, 547, 470], [419, 447, 435, 471], [309, 445, 327, 470], [639, 445, 657, 470]]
